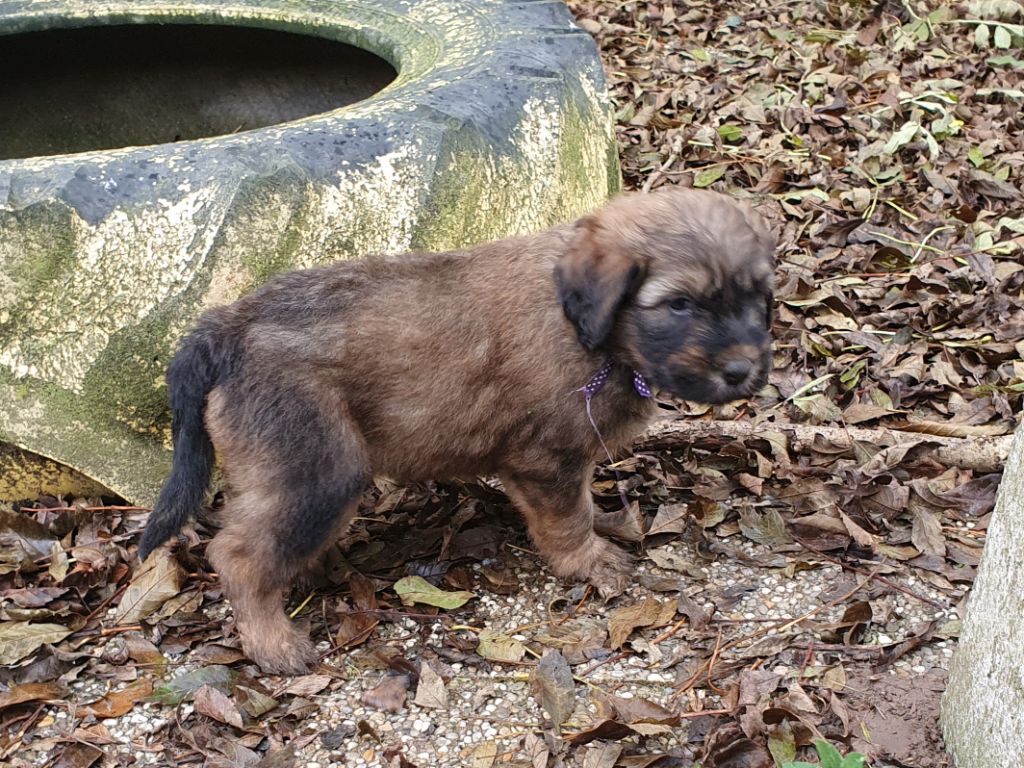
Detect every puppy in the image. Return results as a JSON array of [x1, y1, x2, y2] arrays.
[[138, 187, 777, 673]]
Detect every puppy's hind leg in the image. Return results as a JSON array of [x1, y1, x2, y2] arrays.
[[206, 388, 369, 675], [500, 466, 632, 599]]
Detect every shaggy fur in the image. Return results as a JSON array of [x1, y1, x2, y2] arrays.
[[138, 187, 777, 673]]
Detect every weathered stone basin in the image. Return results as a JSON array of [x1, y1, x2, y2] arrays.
[[0, 0, 620, 502]]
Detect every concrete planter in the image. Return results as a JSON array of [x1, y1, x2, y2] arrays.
[[0, 0, 620, 502]]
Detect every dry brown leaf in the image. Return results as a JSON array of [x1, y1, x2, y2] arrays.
[[608, 596, 672, 649], [235, 685, 279, 719], [0, 621, 72, 664], [122, 633, 165, 669], [0, 681, 63, 710], [568, 691, 680, 746], [912, 510, 946, 557], [593, 505, 645, 542], [581, 743, 624, 768], [283, 674, 332, 698], [194, 683, 244, 728], [115, 551, 183, 625], [477, 629, 527, 663], [412, 660, 448, 710], [738, 507, 789, 547], [839, 512, 878, 548], [529, 650, 575, 728], [647, 502, 689, 536], [470, 741, 498, 768], [646, 547, 706, 579], [523, 732, 549, 768], [703, 723, 773, 768], [82, 679, 153, 718], [534, 617, 608, 665], [51, 742, 103, 768]]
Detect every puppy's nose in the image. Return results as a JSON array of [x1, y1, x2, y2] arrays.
[[722, 360, 752, 385]]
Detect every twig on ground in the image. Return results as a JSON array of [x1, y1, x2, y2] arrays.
[[640, 136, 683, 194], [639, 417, 1012, 472]]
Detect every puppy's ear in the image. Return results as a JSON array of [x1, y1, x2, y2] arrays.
[[554, 216, 646, 350]]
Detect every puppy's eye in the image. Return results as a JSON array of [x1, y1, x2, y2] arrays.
[[668, 296, 693, 316]]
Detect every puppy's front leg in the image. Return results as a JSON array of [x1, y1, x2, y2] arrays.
[[500, 467, 631, 599]]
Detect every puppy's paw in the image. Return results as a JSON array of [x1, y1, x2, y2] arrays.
[[547, 535, 632, 600], [584, 540, 632, 600], [244, 634, 317, 676]]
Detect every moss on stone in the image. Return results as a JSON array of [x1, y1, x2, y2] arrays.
[[0, 443, 110, 501]]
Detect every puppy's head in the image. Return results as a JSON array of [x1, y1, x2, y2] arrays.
[[555, 187, 776, 404]]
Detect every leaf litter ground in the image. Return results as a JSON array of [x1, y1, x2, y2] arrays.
[[1, 1, 1022, 766]]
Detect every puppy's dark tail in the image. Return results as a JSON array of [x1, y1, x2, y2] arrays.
[[137, 326, 235, 561]]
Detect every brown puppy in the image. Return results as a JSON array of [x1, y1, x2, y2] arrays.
[[138, 187, 777, 673]]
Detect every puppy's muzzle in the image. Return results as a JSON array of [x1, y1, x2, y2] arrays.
[[713, 340, 769, 394], [652, 330, 771, 405]]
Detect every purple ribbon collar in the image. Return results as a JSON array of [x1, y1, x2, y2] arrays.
[[578, 360, 652, 400], [576, 361, 653, 510]]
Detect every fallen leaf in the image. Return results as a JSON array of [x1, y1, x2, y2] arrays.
[[477, 629, 527, 663], [188, 644, 247, 666], [235, 685, 279, 719], [0, 621, 72, 664], [335, 572, 380, 649], [194, 683, 244, 728], [646, 547, 707, 579], [694, 165, 727, 188], [153, 588, 201, 620], [608, 597, 675, 649], [122, 634, 166, 670], [647, 503, 689, 536], [530, 650, 575, 728], [766, 720, 797, 765], [856, 15, 881, 46], [115, 551, 183, 624], [82, 679, 153, 718], [392, 575, 474, 610], [51, 742, 103, 768], [912, 510, 946, 557], [593, 506, 645, 542], [412, 660, 448, 709], [524, 732, 549, 768], [48, 541, 69, 582], [534, 617, 608, 664], [568, 692, 680, 746], [738, 507, 789, 547], [150, 665, 238, 706], [478, 562, 520, 595], [581, 743, 624, 768], [470, 740, 498, 768], [703, 724, 772, 768], [840, 512, 878, 548], [0, 510, 55, 574], [283, 674, 332, 698], [0, 681, 63, 710], [4, 586, 68, 608], [254, 744, 297, 768]]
